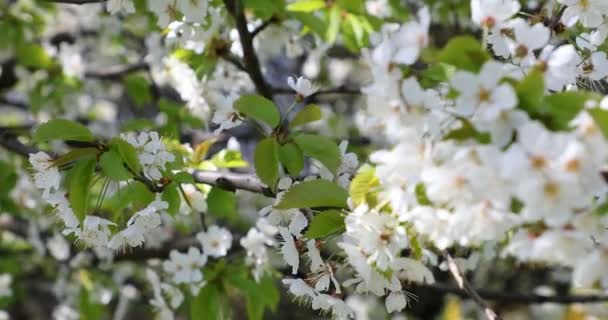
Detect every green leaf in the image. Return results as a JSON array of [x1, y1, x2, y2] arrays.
[[67, 158, 96, 221], [210, 149, 249, 168], [420, 63, 456, 88], [16, 44, 54, 69], [305, 209, 346, 238], [290, 104, 322, 128], [0, 161, 17, 197], [289, 12, 327, 37], [124, 74, 152, 108], [254, 138, 280, 188], [516, 70, 545, 113], [275, 179, 348, 209], [225, 269, 279, 320], [234, 94, 280, 128], [294, 134, 341, 173], [172, 171, 195, 184], [162, 183, 181, 215], [244, 0, 285, 19], [109, 137, 141, 174], [33, 119, 95, 143], [54, 148, 101, 167], [326, 5, 341, 44], [207, 187, 237, 219], [104, 181, 154, 213], [278, 143, 304, 177], [437, 36, 490, 72], [444, 118, 491, 143], [190, 283, 230, 320], [286, 0, 325, 12], [543, 91, 596, 131], [415, 183, 432, 206], [99, 149, 133, 181], [588, 108, 608, 138], [349, 164, 379, 206]]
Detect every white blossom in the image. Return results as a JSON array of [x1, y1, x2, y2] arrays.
[[196, 225, 233, 258]]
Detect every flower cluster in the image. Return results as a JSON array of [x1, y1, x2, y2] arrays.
[[28, 131, 175, 256], [353, 0, 608, 302], [146, 225, 233, 319]]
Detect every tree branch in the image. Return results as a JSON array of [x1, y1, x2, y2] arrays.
[[272, 85, 362, 97], [223, 0, 272, 98], [251, 17, 278, 38], [84, 62, 149, 80], [219, 52, 247, 73], [42, 0, 106, 4], [443, 252, 502, 320], [417, 282, 608, 305], [192, 170, 273, 196]]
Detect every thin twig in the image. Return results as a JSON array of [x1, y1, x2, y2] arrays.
[[219, 52, 247, 72], [84, 62, 148, 80], [42, 0, 106, 4], [223, 0, 272, 98], [443, 252, 502, 320], [272, 85, 362, 97], [251, 17, 277, 38], [0, 96, 28, 110], [416, 282, 608, 304]]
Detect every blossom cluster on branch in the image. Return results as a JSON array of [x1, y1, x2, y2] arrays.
[[2, 0, 608, 319]]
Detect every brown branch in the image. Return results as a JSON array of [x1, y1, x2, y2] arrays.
[[223, 0, 272, 98], [417, 282, 608, 305], [443, 252, 502, 320], [0, 130, 38, 156], [272, 85, 362, 97], [0, 96, 28, 110], [219, 52, 247, 73], [42, 0, 106, 4], [84, 62, 149, 80], [251, 17, 278, 38], [192, 170, 273, 196]]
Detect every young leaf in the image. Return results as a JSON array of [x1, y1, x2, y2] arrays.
[[16, 44, 54, 69], [161, 183, 181, 215], [516, 70, 545, 113], [294, 134, 341, 173], [172, 171, 195, 184], [437, 36, 490, 72], [54, 148, 101, 167], [124, 74, 152, 108], [415, 183, 433, 206], [109, 137, 142, 174], [290, 104, 322, 128], [305, 209, 346, 239], [278, 143, 304, 177], [99, 149, 133, 181], [543, 91, 597, 131], [287, 0, 325, 12], [588, 108, 608, 138], [207, 187, 237, 219], [234, 94, 280, 128], [326, 5, 341, 44], [254, 138, 280, 188], [190, 283, 231, 320], [349, 164, 379, 206], [67, 158, 96, 221], [33, 119, 95, 143], [274, 179, 348, 209]]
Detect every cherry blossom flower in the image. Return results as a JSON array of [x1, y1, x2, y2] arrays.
[[451, 61, 518, 121], [287, 76, 318, 97], [163, 247, 208, 285], [196, 225, 233, 258], [471, 0, 520, 27], [559, 0, 608, 28]]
